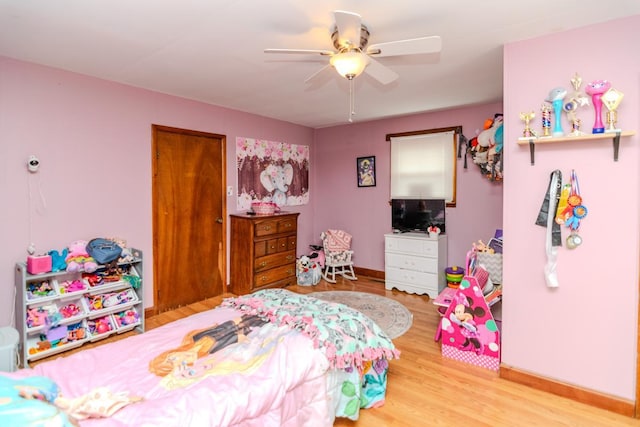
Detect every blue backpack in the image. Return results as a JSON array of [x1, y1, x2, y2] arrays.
[[87, 238, 122, 265]]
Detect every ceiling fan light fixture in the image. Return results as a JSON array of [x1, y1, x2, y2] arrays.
[[330, 49, 369, 79]]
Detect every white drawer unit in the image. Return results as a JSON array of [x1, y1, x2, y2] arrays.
[[384, 233, 447, 298]]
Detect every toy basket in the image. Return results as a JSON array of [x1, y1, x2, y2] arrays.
[[476, 252, 503, 284], [251, 201, 279, 215]]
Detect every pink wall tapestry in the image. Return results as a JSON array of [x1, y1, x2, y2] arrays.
[[236, 137, 310, 210]]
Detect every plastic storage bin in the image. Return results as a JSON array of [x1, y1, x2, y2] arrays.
[[0, 326, 19, 372]]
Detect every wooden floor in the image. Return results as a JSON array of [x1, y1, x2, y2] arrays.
[[36, 276, 640, 426]]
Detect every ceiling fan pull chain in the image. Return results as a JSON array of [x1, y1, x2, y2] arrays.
[[349, 78, 355, 123]]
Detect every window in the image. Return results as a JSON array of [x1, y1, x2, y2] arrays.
[[387, 126, 461, 207]]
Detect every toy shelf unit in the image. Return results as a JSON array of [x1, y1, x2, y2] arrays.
[[517, 130, 635, 165], [384, 233, 447, 298], [14, 249, 144, 368]]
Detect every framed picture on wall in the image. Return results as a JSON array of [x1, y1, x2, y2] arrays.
[[357, 156, 376, 187]]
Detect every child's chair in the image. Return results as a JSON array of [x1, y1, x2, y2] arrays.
[[320, 229, 357, 283]]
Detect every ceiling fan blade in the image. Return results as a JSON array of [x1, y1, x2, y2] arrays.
[[304, 64, 331, 83], [364, 57, 398, 85], [264, 48, 334, 56], [333, 10, 362, 48], [367, 36, 442, 57]]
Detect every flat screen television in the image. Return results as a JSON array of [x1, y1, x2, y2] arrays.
[[391, 199, 446, 234]]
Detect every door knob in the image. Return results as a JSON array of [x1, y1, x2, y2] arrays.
[[216, 218, 223, 224]]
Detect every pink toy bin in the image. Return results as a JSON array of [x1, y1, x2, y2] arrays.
[[26, 255, 52, 275]]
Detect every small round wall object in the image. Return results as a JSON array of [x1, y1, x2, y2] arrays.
[[566, 232, 583, 249]]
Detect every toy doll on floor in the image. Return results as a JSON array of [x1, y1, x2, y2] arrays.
[[149, 314, 267, 377]]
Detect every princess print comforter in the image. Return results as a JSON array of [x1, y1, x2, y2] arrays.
[[3, 289, 398, 426]]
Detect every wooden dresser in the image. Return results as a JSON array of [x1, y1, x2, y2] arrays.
[[230, 212, 299, 295]]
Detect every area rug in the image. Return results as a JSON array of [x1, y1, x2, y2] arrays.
[[308, 291, 413, 339]]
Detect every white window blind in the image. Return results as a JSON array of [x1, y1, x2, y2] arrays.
[[389, 129, 458, 205]]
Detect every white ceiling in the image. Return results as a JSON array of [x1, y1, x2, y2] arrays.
[[1, 1, 639, 128]]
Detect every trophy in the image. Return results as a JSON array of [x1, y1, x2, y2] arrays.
[[519, 111, 536, 138], [585, 80, 611, 134], [545, 87, 567, 137], [602, 88, 624, 132], [541, 103, 552, 137], [563, 73, 589, 136]]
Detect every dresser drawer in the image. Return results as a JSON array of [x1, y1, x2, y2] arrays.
[[385, 235, 439, 257], [255, 237, 295, 256], [385, 266, 439, 288], [254, 239, 280, 257], [254, 251, 296, 273], [254, 219, 279, 237], [254, 217, 298, 237], [286, 236, 296, 251], [254, 263, 296, 287], [385, 252, 437, 273], [277, 217, 297, 234]]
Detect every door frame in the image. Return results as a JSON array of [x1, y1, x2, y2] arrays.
[[636, 263, 640, 417], [150, 124, 227, 315]]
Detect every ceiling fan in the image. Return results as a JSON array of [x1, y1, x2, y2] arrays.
[[264, 10, 442, 85]]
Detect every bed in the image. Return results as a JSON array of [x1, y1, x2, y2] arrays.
[[1, 289, 399, 426]]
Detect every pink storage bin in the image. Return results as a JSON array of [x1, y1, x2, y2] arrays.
[[27, 255, 52, 275]]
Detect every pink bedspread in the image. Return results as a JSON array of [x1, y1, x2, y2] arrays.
[[8, 306, 334, 426]]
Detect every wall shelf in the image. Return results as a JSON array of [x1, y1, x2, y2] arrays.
[[517, 130, 635, 165]]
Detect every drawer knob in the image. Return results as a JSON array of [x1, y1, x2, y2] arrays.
[[259, 261, 267, 267], [260, 276, 268, 282], [286, 255, 294, 261]]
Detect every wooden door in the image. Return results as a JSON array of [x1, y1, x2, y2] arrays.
[[152, 125, 226, 313]]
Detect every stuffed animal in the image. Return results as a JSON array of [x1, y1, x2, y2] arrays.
[[477, 114, 503, 148], [469, 113, 504, 181], [109, 237, 134, 263], [65, 240, 98, 273], [296, 255, 321, 286], [472, 240, 495, 254], [48, 248, 69, 272]]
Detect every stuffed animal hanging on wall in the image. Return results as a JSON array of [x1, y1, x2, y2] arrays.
[[468, 113, 504, 181]]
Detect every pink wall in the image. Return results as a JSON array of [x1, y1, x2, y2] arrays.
[[502, 16, 640, 400], [0, 56, 503, 330], [0, 56, 315, 326], [313, 104, 504, 270]]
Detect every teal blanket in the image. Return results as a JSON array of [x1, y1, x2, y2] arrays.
[[221, 289, 399, 369]]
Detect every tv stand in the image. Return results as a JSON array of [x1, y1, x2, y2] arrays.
[[384, 233, 447, 298]]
